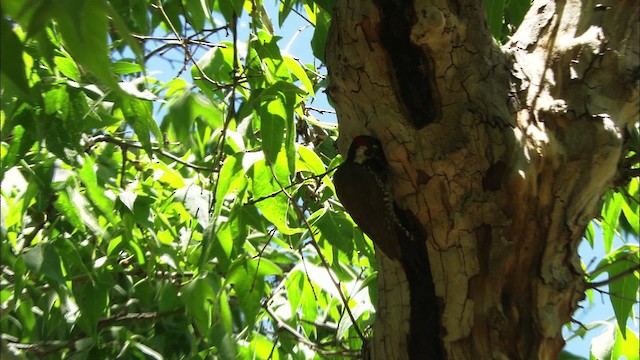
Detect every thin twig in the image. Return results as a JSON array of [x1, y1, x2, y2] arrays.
[[262, 304, 359, 357], [245, 166, 337, 205], [266, 163, 366, 343], [86, 134, 211, 171], [587, 264, 640, 288]]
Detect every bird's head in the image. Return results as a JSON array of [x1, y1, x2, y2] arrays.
[[345, 136, 387, 172]]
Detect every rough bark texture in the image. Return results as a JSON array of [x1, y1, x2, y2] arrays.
[[326, 0, 639, 359]]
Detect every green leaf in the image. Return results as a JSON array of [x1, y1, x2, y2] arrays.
[[175, 185, 213, 229], [251, 155, 300, 235], [158, 282, 181, 312], [183, 275, 217, 333], [43, 85, 99, 154], [183, 0, 206, 31], [216, 0, 244, 22], [286, 270, 305, 317], [252, 31, 289, 81], [162, 91, 223, 143], [284, 56, 314, 96], [23, 243, 65, 284], [620, 178, 639, 235], [256, 3, 273, 34], [54, 0, 118, 89], [150, 161, 186, 188], [103, 0, 145, 63], [310, 9, 331, 62], [506, 0, 531, 30], [192, 43, 235, 95], [1, 125, 35, 177], [218, 287, 233, 334], [118, 191, 137, 213], [612, 326, 639, 359], [483, 0, 505, 40], [278, 0, 295, 26], [118, 96, 161, 156], [607, 269, 639, 337], [56, 238, 92, 279], [602, 190, 623, 254], [130, 195, 155, 228], [0, 17, 31, 100], [73, 275, 109, 337], [213, 219, 234, 262], [297, 144, 326, 175], [592, 245, 639, 337], [215, 153, 247, 219], [310, 208, 354, 255], [79, 155, 116, 222], [112, 61, 143, 75], [584, 221, 595, 248], [260, 95, 286, 164], [54, 187, 87, 232], [248, 333, 280, 360], [227, 259, 266, 329], [54, 55, 81, 81], [70, 186, 105, 235], [300, 267, 318, 335], [22, 157, 55, 214]]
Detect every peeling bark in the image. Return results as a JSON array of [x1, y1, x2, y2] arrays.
[[326, 0, 639, 359]]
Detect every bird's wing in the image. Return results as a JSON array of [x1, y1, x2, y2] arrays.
[[333, 164, 402, 260]]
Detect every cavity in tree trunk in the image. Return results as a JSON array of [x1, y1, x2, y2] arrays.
[[326, 0, 639, 359]]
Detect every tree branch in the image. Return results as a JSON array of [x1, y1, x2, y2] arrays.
[[85, 134, 212, 171], [587, 264, 640, 289]]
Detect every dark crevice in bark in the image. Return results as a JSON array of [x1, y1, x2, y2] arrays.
[[395, 207, 444, 359], [483, 161, 508, 191], [374, 0, 439, 128]]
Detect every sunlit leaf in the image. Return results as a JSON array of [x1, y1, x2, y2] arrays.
[[601, 190, 623, 253], [54, 55, 81, 81], [612, 326, 639, 359], [284, 56, 314, 96], [79, 155, 116, 222], [251, 155, 301, 235], [175, 185, 213, 229], [591, 245, 639, 337]]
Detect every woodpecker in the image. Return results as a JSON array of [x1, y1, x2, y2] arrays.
[[333, 135, 404, 259], [333, 135, 444, 359]]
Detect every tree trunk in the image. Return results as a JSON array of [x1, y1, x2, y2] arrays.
[[326, 0, 639, 359]]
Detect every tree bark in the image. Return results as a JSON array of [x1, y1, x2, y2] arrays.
[[326, 0, 639, 359]]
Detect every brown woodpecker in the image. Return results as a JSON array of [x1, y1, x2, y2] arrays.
[[333, 135, 444, 359], [333, 135, 404, 259]]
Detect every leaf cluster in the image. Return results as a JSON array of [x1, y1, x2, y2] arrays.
[[1, 1, 373, 359]]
